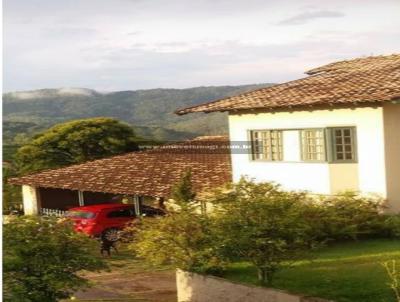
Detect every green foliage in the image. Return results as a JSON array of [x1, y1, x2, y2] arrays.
[[3, 84, 273, 142], [3, 121, 43, 146], [210, 179, 315, 284], [132, 178, 394, 287], [133, 125, 196, 142], [383, 215, 400, 239], [170, 169, 196, 205], [3, 145, 21, 163], [131, 171, 222, 274], [3, 165, 22, 213], [3, 216, 107, 302], [308, 192, 386, 241], [15, 117, 140, 174], [130, 206, 224, 274]]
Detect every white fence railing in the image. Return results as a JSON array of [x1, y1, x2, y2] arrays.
[[41, 208, 67, 217]]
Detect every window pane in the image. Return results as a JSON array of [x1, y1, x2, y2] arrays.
[[301, 129, 325, 161], [331, 127, 356, 162], [251, 130, 283, 161]]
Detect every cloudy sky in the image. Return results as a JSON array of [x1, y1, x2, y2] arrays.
[[3, 0, 400, 92]]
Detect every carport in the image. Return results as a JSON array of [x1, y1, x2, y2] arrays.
[[10, 136, 232, 215]]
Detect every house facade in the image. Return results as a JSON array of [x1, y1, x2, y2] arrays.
[[177, 54, 400, 212], [229, 104, 400, 207]]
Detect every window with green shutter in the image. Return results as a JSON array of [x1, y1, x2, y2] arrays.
[[249, 127, 357, 163], [329, 127, 357, 162]]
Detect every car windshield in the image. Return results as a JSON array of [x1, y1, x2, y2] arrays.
[[66, 211, 96, 219]]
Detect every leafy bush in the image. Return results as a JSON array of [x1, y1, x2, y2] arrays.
[[383, 215, 400, 239], [130, 204, 224, 274], [209, 179, 316, 284], [132, 178, 393, 286], [3, 216, 106, 302], [309, 192, 386, 241]]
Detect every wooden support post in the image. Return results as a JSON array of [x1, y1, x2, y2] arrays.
[[134, 195, 141, 216], [78, 191, 85, 206]]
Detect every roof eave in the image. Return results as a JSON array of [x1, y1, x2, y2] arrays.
[[178, 100, 389, 116]]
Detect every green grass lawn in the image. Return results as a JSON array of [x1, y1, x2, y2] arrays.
[[223, 239, 400, 302]]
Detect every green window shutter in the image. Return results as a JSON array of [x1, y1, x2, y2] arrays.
[[328, 127, 358, 163]]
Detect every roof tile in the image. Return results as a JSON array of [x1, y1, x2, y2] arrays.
[[175, 54, 400, 114], [9, 136, 232, 197]]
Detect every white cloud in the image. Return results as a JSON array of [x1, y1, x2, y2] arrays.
[[278, 10, 345, 25], [3, 0, 400, 92]]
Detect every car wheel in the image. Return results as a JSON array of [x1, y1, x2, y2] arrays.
[[102, 228, 121, 242]]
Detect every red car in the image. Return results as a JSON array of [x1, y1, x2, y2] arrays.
[[66, 203, 164, 241]]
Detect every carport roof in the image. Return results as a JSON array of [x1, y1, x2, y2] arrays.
[[9, 136, 232, 198]]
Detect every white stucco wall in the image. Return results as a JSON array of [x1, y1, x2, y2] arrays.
[[176, 270, 331, 302], [383, 103, 400, 212], [229, 107, 387, 197]]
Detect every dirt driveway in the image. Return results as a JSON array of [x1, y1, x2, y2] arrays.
[[70, 247, 177, 302]]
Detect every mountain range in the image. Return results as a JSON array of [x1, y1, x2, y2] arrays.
[[3, 83, 273, 144]]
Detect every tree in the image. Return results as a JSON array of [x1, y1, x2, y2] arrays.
[[130, 206, 224, 274], [132, 178, 316, 283], [170, 169, 196, 205], [210, 178, 315, 285], [3, 165, 22, 214], [3, 216, 107, 302], [130, 172, 223, 274], [15, 118, 140, 174]]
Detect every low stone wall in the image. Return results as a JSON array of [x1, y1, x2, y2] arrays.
[[176, 270, 332, 302]]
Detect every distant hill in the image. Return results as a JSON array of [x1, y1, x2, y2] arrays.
[[3, 84, 274, 143]]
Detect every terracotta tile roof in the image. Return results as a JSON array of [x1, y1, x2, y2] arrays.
[[175, 54, 400, 114], [9, 136, 232, 198]]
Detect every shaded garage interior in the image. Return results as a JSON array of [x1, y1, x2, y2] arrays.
[[39, 187, 121, 210]]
